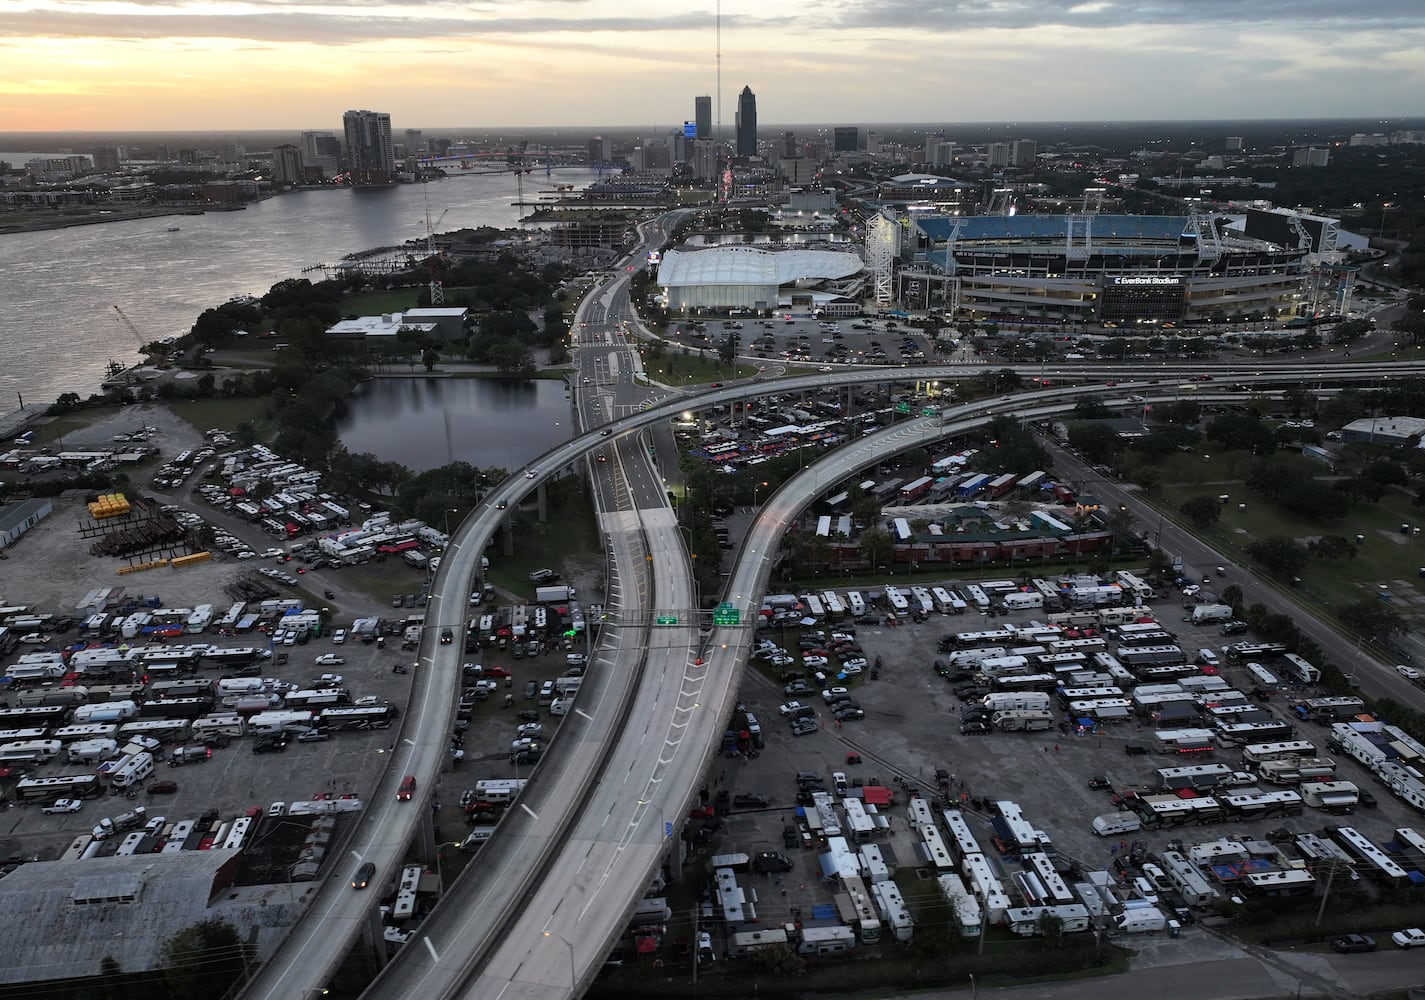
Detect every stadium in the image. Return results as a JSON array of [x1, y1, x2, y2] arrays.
[[900, 214, 1317, 325]]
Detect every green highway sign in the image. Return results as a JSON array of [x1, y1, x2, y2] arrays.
[[921, 406, 939, 416], [655, 614, 679, 626], [895, 402, 911, 414], [712, 604, 741, 626]]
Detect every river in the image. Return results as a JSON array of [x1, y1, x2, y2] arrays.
[[0, 168, 600, 407]]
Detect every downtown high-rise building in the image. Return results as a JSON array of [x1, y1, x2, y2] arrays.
[[342, 109, 395, 181], [695, 96, 712, 139], [272, 144, 305, 186], [735, 86, 757, 157], [833, 127, 859, 153]]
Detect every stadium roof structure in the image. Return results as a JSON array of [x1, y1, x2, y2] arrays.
[[883, 173, 974, 190], [657, 246, 864, 288], [915, 214, 1194, 244]]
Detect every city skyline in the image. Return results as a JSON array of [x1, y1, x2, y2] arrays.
[[2, 0, 1423, 132]]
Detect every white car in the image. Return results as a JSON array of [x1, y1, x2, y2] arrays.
[[1181, 585, 1201, 597], [42, 799, 83, 814], [268, 802, 286, 817], [778, 701, 809, 716], [331, 630, 346, 645], [313, 672, 344, 687], [516, 723, 544, 738], [263, 548, 284, 558], [314, 654, 344, 666], [1391, 927, 1425, 949], [822, 687, 850, 705], [1395, 664, 1421, 680]]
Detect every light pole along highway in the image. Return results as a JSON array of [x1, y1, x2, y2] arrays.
[[243, 359, 1425, 999]]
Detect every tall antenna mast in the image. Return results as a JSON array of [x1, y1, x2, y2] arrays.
[[716, 0, 722, 140]]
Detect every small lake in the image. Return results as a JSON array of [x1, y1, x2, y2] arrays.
[[336, 377, 574, 473]]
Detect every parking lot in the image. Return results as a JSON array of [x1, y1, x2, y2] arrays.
[[665, 316, 950, 372], [654, 582, 1423, 959]]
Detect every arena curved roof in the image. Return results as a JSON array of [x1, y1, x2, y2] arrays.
[[657, 245, 864, 287]]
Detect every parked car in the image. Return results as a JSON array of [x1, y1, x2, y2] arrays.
[[42, 799, 84, 814], [1331, 934, 1377, 953], [733, 793, 770, 809], [253, 738, 288, 754], [959, 721, 991, 735], [790, 718, 819, 737], [267, 802, 286, 817], [331, 629, 346, 644], [314, 654, 344, 667], [1391, 927, 1425, 949], [147, 780, 178, 795]]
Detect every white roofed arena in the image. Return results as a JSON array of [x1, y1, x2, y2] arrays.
[[655, 245, 865, 313]]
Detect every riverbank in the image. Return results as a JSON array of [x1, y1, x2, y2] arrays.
[[0, 203, 248, 236]]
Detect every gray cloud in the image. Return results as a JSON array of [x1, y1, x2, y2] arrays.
[[0, 8, 733, 45], [829, 0, 1425, 31]]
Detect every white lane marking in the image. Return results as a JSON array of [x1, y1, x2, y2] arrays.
[[423, 936, 441, 962], [520, 803, 539, 820]]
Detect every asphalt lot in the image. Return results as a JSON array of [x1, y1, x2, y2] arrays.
[[678, 586, 1421, 952], [666, 316, 948, 372]]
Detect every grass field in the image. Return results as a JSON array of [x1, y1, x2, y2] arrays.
[[167, 397, 278, 439], [339, 289, 422, 315], [1134, 445, 1425, 645], [642, 350, 759, 386]]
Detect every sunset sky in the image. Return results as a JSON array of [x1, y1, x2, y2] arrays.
[[3, 0, 1423, 131]]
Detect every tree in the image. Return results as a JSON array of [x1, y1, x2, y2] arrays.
[[1338, 597, 1407, 637], [422, 348, 440, 372], [858, 527, 894, 573], [1309, 535, 1358, 560], [162, 918, 251, 997], [1066, 422, 1120, 464], [487, 343, 535, 374], [1180, 495, 1221, 529], [1108, 504, 1139, 552], [1220, 583, 1245, 610], [1247, 536, 1308, 578]]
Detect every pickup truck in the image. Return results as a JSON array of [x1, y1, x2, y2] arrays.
[[42, 799, 84, 815]]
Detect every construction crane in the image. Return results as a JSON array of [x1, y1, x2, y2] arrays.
[[112, 306, 157, 359]]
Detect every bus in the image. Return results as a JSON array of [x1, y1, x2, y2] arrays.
[[1241, 740, 1316, 766], [15, 773, 103, 802], [317, 705, 396, 731], [1244, 662, 1281, 691], [118, 719, 191, 742], [1217, 790, 1304, 819], [0, 739, 63, 764], [918, 824, 956, 873], [223, 816, 254, 852], [60, 834, 94, 862], [1156, 763, 1233, 791], [1302, 697, 1366, 723], [1118, 645, 1186, 668], [1153, 729, 1216, 755], [1056, 686, 1123, 709], [942, 809, 983, 864], [1280, 653, 1321, 685], [954, 629, 1014, 649], [1331, 827, 1408, 882], [50, 724, 120, 744], [1022, 852, 1075, 906], [1216, 721, 1296, 746]]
